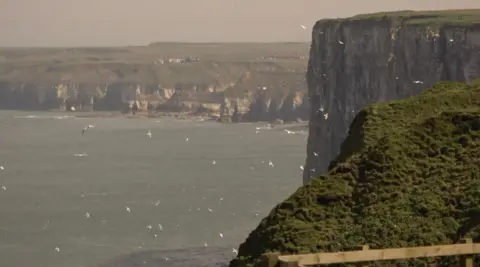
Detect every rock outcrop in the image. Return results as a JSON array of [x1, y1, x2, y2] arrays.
[[230, 81, 480, 267], [220, 89, 309, 122], [303, 10, 480, 184]]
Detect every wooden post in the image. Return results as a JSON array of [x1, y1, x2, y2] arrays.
[[356, 245, 370, 267], [260, 253, 280, 267], [279, 261, 300, 267], [460, 238, 473, 267]]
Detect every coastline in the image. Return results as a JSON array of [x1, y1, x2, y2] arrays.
[[5, 109, 309, 129]]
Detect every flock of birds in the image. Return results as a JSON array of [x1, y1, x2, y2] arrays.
[[1, 22, 444, 266], [0, 118, 310, 263]]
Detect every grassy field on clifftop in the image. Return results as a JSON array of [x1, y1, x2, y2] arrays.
[[317, 9, 480, 26], [0, 43, 308, 92], [230, 82, 480, 267]]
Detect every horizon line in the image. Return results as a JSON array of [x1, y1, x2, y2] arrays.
[[0, 41, 311, 49]]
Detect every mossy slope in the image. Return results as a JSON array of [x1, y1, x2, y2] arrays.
[[230, 82, 480, 267]]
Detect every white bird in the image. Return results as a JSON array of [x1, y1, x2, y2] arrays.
[[1, 185, 6, 191], [0, 166, 4, 170], [88, 125, 95, 128], [324, 113, 329, 120], [208, 208, 213, 212], [147, 130, 152, 138], [232, 248, 238, 255], [413, 80, 424, 84], [319, 106, 324, 112], [155, 200, 161, 206], [387, 53, 394, 62], [84, 212, 90, 218], [54, 247, 60, 252], [212, 160, 216, 165], [300, 25, 307, 30], [147, 225, 152, 230], [125, 206, 131, 212], [185, 137, 189, 142], [338, 40, 344, 44], [300, 166, 304, 171], [268, 160, 274, 168], [204, 242, 208, 247], [284, 129, 295, 135], [219, 233, 224, 238], [313, 152, 319, 156], [158, 224, 163, 231]]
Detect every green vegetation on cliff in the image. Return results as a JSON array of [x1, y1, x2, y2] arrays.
[[318, 9, 480, 26], [230, 82, 480, 267], [0, 43, 308, 89]]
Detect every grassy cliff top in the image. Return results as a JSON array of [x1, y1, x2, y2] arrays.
[[317, 9, 480, 26], [230, 82, 480, 267], [0, 43, 308, 89]]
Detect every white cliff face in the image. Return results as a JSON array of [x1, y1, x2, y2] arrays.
[[219, 90, 309, 122], [303, 18, 480, 185]]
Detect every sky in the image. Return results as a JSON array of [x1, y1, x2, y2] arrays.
[[0, 0, 479, 47]]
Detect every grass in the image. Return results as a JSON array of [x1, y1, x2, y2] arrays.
[[229, 82, 480, 267], [0, 43, 309, 94], [316, 9, 480, 26]]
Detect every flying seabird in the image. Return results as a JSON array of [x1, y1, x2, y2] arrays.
[[268, 160, 274, 168]]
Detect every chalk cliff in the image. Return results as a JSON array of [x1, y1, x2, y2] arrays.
[[304, 10, 480, 184], [0, 43, 309, 122]]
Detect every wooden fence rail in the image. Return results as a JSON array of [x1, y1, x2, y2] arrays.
[[260, 238, 479, 267]]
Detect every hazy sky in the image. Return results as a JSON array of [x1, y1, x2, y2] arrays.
[[0, 0, 479, 46]]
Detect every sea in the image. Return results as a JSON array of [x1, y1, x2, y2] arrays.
[[0, 110, 307, 267]]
